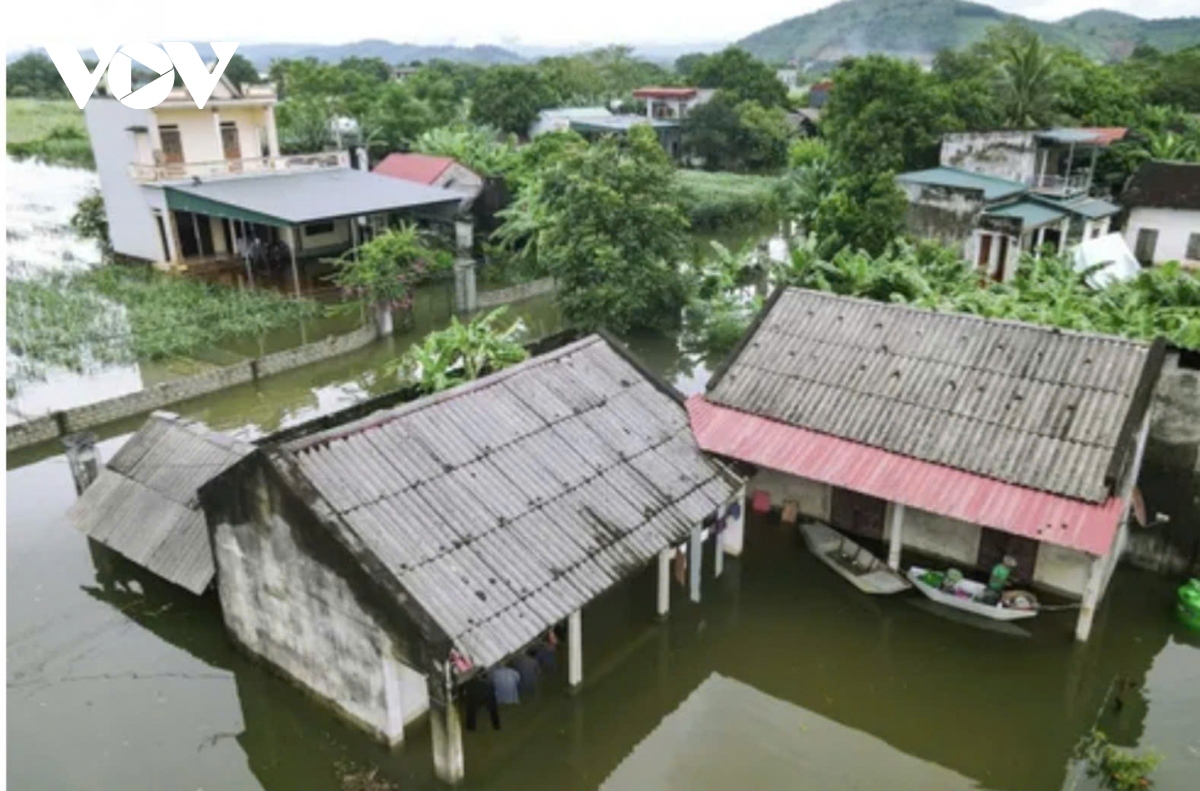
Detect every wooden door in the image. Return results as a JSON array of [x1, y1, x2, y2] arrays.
[[994, 235, 1009, 281], [830, 488, 887, 541], [158, 126, 183, 164], [976, 233, 993, 271], [221, 122, 242, 172], [1134, 228, 1158, 266], [976, 528, 1038, 584]]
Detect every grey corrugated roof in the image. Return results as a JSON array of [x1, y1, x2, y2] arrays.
[[164, 167, 463, 225], [570, 116, 678, 132], [896, 167, 1028, 201], [278, 335, 739, 669], [67, 413, 254, 594], [1032, 193, 1121, 219], [707, 289, 1157, 503]]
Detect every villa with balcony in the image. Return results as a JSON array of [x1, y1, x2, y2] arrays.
[[84, 77, 462, 296], [896, 128, 1126, 282]]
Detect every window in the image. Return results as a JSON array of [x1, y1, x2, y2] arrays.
[[1134, 228, 1159, 265], [157, 125, 183, 165], [304, 221, 335, 236], [1187, 233, 1200, 261]]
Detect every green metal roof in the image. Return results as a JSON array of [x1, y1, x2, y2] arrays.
[[896, 167, 1027, 201], [1031, 193, 1121, 219], [984, 200, 1067, 229]]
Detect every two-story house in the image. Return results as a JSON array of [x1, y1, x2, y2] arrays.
[[897, 128, 1126, 282], [631, 87, 715, 121], [84, 75, 463, 295]]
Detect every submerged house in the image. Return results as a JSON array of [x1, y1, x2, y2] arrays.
[[1120, 160, 1200, 268], [897, 128, 1126, 281], [689, 288, 1165, 642], [84, 77, 462, 293], [66, 335, 743, 783]]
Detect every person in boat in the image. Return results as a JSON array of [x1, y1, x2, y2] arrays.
[[983, 556, 1017, 604]]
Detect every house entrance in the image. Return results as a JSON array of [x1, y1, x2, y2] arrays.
[[830, 488, 886, 541]]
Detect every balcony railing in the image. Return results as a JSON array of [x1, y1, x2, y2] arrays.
[[1029, 172, 1091, 197], [130, 151, 350, 183]]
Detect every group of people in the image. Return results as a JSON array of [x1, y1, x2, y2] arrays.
[[462, 629, 559, 732], [235, 234, 292, 279]]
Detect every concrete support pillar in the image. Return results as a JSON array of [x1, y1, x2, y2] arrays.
[[264, 104, 281, 159], [714, 526, 724, 578], [887, 502, 905, 571], [1058, 218, 1070, 254], [285, 225, 301, 297], [382, 655, 404, 745], [62, 432, 100, 495], [453, 220, 477, 314], [568, 609, 583, 688], [1035, 226, 1046, 251], [721, 488, 746, 557], [656, 548, 671, 618], [1075, 555, 1104, 642], [429, 664, 464, 784], [688, 526, 702, 604], [212, 109, 223, 159]]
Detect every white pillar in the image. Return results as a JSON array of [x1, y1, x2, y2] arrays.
[[1075, 555, 1104, 642], [212, 109, 223, 160], [688, 526, 702, 603], [656, 548, 671, 618], [1035, 226, 1046, 251], [285, 225, 301, 297], [887, 502, 905, 571], [722, 488, 746, 557], [714, 527, 724, 578], [430, 669, 464, 784], [264, 104, 281, 159], [568, 609, 583, 688], [1058, 218, 1070, 254], [382, 655, 404, 745]]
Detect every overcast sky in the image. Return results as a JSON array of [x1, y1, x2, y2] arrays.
[[7, 0, 1197, 52]]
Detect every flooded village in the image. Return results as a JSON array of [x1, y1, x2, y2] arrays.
[[7, 12, 1200, 791]]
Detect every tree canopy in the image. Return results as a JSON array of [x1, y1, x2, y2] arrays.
[[469, 66, 554, 137], [685, 48, 789, 108]]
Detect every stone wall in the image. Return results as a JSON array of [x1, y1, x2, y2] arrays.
[[900, 183, 982, 254], [939, 131, 1037, 183], [475, 277, 556, 310], [7, 322, 380, 452]]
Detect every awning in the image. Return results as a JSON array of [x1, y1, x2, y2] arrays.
[[687, 396, 1124, 556], [984, 199, 1066, 230], [163, 167, 463, 227]]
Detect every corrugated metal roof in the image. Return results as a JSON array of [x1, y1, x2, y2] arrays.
[[67, 412, 254, 593], [570, 116, 678, 132], [1122, 160, 1200, 211], [896, 167, 1027, 201], [688, 396, 1124, 556], [164, 168, 463, 226], [1032, 193, 1121, 219], [372, 153, 455, 185], [277, 335, 739, 669], [706, 289, 1155, 503], [984, 199, 1066, 229]]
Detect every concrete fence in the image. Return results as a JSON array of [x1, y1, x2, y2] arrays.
[[475, 277, 556, 310], [7, 322, 380, 452]]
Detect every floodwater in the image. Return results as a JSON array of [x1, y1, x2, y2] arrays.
[[7, 162, 1200, 791]]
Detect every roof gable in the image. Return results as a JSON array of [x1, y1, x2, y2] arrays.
[[707, 289, 1160, 503], [274, 336, 739, 668], [373, 153, 458, 185]]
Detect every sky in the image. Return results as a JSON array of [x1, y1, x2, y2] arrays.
[[6, 0, 1197, 52]]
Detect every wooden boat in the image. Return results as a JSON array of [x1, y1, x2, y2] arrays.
[[798, 521, 911, 595], [907, 566, 1039, 621]]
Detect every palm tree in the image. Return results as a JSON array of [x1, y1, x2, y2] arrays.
[[1139, 130, 1199, 162], [995, 29, 1060, 129]]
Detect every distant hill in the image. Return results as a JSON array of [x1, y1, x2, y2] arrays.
[[736, 0, 1200, 65], [233, 40, 524, 70]]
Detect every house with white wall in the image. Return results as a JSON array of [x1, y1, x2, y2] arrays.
[[896, 128, 1126, 281], [84, 77, 462, 293], [631, 86, 714, 120], [689, 288, 1165, 642], [1121, 160, 1200, 268]]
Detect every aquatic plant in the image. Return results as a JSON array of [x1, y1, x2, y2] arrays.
[[676, 169, 786, 230], [392, 307, 528, 394], [1075, 730, 1162, 791]]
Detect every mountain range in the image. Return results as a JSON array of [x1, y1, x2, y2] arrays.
[[736, 0, 1200, 65]]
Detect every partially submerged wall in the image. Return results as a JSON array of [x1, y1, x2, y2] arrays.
[[900, 182, 982, 252]]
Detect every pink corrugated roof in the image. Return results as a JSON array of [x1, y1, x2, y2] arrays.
[[1083, 127, 1128, 146], [632, 87, 697, 99], [373, 153, 455, 185], [687, 396, 1124, 556]]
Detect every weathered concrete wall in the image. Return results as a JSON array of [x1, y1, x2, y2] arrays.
[[212, 465, 428, 741], [940, 131, 1037, 183], [7, 322, 380, 452], [900, 182, 982, 252], [1033, 542, 1092, 597], [899, 507, 982, 567], [751, 468, 831, 521], [475, 277, 556, 310], [1124, 207, 1200, 267]]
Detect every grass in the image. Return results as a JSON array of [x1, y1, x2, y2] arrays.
[[676, 169, 785, 230], [7, 265, 322, 380], [6, 98, 93, 169]]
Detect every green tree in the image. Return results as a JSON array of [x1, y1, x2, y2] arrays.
[[823, 55, 947, 173], [735, 100, 792, 172], [687, 48, 788, 108], [808, 172, 907, 258], [470, 66, 554, 136], [223, 54, 262, 88], [682, 91, 745, 170], [365, 82, 434, 152], [275, 96, 333, 153], [992, 25, 1062, 129], [6, 52, 69, 98], [395, 307, 528, 393], [330, 225, 450, 331], [1055, 50, 1141, 127], [495, 125, 691, 332], [412, 124, 519, 177]]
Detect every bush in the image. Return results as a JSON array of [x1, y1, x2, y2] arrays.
[[676, 169, 785, 229]]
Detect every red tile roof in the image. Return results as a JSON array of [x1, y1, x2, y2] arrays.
[[632, 87, 698, 99], [687, 396, 1125, 556], [372, 153, 455, 185], [1083, 127, 1128, 146]]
